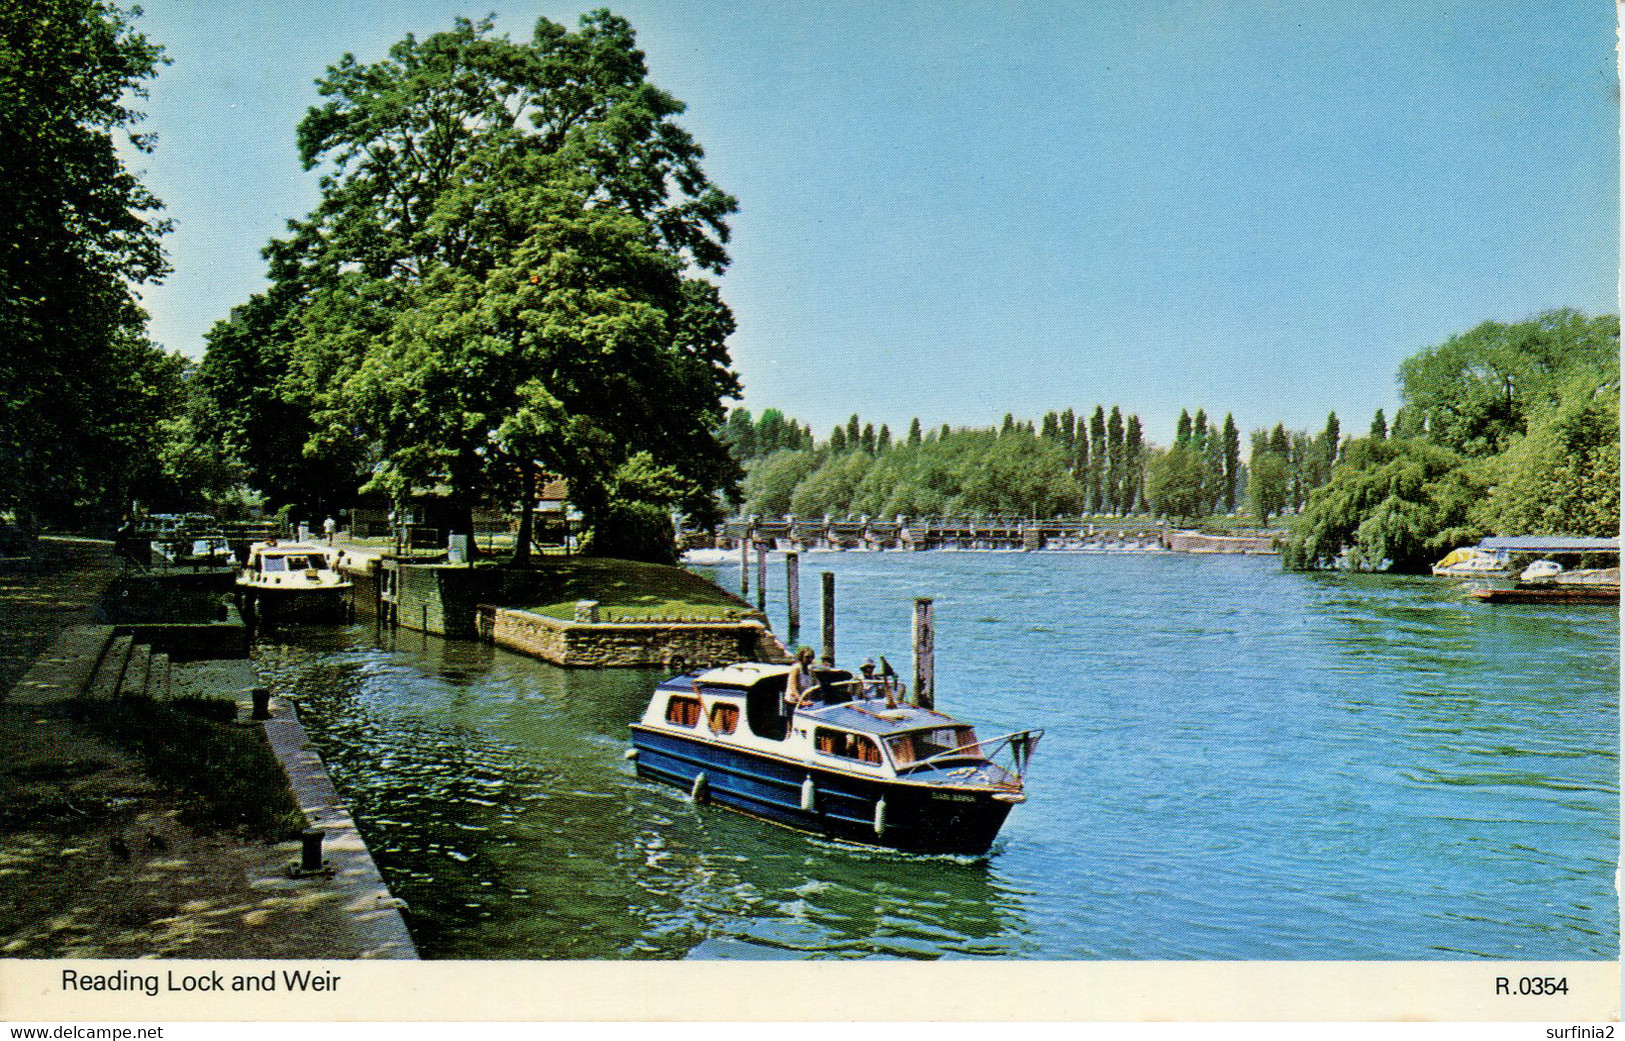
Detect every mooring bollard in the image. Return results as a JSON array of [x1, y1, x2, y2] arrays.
[[287, 828, 333, 878], [251, 686, 271, 720], [912, 597, 934, 709], [786, 551, 801, 640], [821, 571, 836, 664], [300, 829, 324, 873], [755, 544, 768, 612]]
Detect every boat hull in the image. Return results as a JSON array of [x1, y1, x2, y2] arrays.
[[237, 582, 352, 621], [629, 724, 1015, 855]]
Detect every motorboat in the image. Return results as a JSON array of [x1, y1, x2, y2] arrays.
[[1519, 559, 1564, 581], [627, 662, 1040, 855], [1432, 547, 1512, 578], [236, 540, 353, 616]]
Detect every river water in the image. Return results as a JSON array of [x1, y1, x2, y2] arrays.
[[250, 551, 1618, 960]]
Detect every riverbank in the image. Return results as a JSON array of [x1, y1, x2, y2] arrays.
[[0, 538, 413, 959], [337, 544, 787, 667]]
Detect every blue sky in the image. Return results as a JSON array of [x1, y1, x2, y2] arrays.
[[123, 1, 1619, 445]]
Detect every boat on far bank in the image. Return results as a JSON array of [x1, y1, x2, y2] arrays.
[[236, 540, 353, 618], [627, 662, 1041, 855], [1432, 547, 1513, 578]]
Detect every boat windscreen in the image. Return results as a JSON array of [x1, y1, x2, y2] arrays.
[[885, 725, 981, 766], [260, 556, 288, 572]]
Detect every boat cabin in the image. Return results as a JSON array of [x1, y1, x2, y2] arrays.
[[238, 541, 350, 590], [642, 662, 1011, 785]]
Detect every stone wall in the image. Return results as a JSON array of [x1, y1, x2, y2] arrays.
[[1166, 531, 1281, 554], [391, 564, 506, 638], [479, 606, 790, 669]]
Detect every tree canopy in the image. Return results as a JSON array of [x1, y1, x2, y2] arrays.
[[1286, 309, 1618, 570], [1, 0, 178, 528], [198, 11, 742, 562], [1397, 310, 1618, 457]]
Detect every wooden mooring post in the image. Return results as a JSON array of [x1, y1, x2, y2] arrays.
[[912, 597, 934, 709], [820, 571, 836, 664], [785, 551, 801, 641], [755, 544, 768, 612], [739, 537, 750, 597]]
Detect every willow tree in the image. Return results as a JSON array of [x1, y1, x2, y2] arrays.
[[212, 11, 740, 562]]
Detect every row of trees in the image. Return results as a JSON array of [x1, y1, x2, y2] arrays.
[[722, 408, 815, 460], [185, 12, 745, 562], [0, 0, 184, 531], [732, 403, 1366, 526], [1284, 309, 1618, 570], [735, 405, 1156, 519]]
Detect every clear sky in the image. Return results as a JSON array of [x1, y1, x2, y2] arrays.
[[122, 1, 1619, 446]]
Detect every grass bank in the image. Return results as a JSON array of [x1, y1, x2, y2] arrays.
[[517, 557, 756, 623], [69, 695, 303, 838]]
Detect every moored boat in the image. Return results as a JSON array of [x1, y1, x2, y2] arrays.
[[1432, 547, 1512, 578], [236, 540, 353, 617], [627, 662, 1040, 855]]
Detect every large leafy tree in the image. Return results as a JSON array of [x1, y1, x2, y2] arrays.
[[1145, 445, 1204, 522], [205, 11, 740, 562], [1398, 309, 1618, 457], [1478, 379, 1619, 538], [1, 0, 176, 529]]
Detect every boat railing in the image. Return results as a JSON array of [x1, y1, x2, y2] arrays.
[[905, 729, 1044, 784]]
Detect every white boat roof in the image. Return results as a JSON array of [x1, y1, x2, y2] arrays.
[[249, 541, 332, 555], [692, 662, 795, 686]]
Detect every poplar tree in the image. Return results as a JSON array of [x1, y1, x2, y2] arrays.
[[1106, 406, 1125, 514], [1088, 406, 1107, 513], [1124, 414, 1145, 514], [1221, 413, 1240, 512]]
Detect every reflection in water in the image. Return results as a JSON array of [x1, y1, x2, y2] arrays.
[[254, 552, 1617, 960]]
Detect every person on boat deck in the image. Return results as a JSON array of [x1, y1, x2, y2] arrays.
[[785, 646, 822, 714], [858, 657, 900, 706]]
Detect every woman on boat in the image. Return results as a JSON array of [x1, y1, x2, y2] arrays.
[[785, 646, 820, 714]]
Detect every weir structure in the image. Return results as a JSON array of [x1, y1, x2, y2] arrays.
[[697, 515, 1278, 553]]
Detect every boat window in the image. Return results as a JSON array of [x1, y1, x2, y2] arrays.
[[261, 556, 288, 573], [886, 726, 980, 766], [283, 556, 311, 570], [664, 695, 701, 728], [708, 703, 739, 735], [813, 727, 883, 766]]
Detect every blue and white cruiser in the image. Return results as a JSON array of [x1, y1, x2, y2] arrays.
[[628, 662, 1040, 855]]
